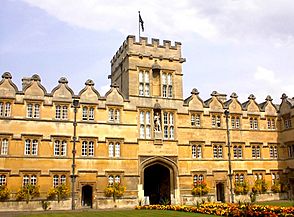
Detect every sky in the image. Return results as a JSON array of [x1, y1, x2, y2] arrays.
[[1, 0, 294, 104]]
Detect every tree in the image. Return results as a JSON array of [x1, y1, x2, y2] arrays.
[[47, 184, 69, 202], [104, 183, 126, 202], [0, 185, 10, 201], [16, 184, 40, 203]]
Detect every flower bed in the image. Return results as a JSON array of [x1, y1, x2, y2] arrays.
[[135, 202, 294, 217]]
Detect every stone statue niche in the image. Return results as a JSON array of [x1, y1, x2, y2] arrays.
[[153, 109, 162, 139]]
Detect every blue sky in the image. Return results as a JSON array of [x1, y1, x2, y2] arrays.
[[1, 0, 294, 103]]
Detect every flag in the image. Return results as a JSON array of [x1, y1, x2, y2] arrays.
[[139, 12, 144, 32]]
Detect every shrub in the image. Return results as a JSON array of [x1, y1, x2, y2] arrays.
[[0, 185, 10, 201], [191, 181, 208, 197], [16, 184, 40, 203], [47, 184, 70, 202], [104, 183, 126, 202], [234, 181, 249, 195], [271, 181, 281, 193], [252, 179, 267, 194]]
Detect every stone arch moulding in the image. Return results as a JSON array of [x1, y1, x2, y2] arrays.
[[139, 156, 178, 186]]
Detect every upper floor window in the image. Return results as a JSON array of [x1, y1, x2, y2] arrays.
[[23, 174, 37, 186], [0, 138, 9, 155], [0, 175, 6, 186], [213, 145, 223, 159], [163, 112, 174, 139], [54, 140, 67, 156], [55, 105, 68, 120], [0, 101, 11, 117], [82, 106, 95, 121], [191, 114, 201, 127], [288, 144, 294, 158], [53, 174, 66, 187], [269, 145, 278, 159], [252, 145, 261, 159], [108, 108, 120, 123], [139, 111, 151, 139], [233, 145, 242, 159], [193, 174, 204, 185], [212, 115, 221, 128], [162, 73, 172, 98], [267, 118, 276, 130], [250, 117, 258, 130], [81, 141, 94, 157], [24, 139, 38, 156], [27, 103, 40, 118], [283, 114, 292, 129], [192, 145, 202, 159], [108, 142, 121, 158], [231, 116, 240, 129], [139, 70, 150, 96]]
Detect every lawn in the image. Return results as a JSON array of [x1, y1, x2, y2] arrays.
[[256, 200, 294, 207], [18, 209, 214, 217]]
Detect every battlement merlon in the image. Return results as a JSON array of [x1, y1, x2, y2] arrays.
[[111, 35, 184, 66]]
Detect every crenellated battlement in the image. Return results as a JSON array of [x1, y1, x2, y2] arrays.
[[111, 35, 183, 65]]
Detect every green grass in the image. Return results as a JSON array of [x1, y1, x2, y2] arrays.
[[256, 200, 294, 207], [18, 209, 214, 217]]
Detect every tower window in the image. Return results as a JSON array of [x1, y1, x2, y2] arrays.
[[162, 73, 173, 98], [139, 70, 150, 96]]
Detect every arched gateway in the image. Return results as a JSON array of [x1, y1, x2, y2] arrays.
[[140, 156, 178, 205]]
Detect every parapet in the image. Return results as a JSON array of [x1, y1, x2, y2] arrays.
[[111, 35, 183, 66]]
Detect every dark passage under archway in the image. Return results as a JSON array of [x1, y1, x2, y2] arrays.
[[144, 164, 170, 205], [82, 185, 93, 208]]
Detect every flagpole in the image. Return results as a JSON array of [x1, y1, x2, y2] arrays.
[[138, 11, 141, 38]]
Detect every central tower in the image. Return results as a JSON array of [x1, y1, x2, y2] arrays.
[[109, 35, 186, 100]]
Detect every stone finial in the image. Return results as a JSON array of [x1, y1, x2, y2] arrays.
[[191, 88, 199, 95], [58, 77, 68, 84], [281, 93, 288, 99], [265, 95, 273, 101], [230, 92, 238, 98], [2, 72, 12, 79], [85, 79, 94, 86], [248, 94, 256, 100], [31, 74, 41, 82], [111, 82, 119, 88], [211, 91, 219, 96]]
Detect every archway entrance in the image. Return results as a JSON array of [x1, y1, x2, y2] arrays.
[[216, 183, 225, 202], [81, 185, 93, 208], [144, 164, 170, 204]]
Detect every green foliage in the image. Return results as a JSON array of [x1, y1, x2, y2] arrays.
[[41, 200, 51, 211], [249, 192, 257, 203], [47, 184, 70, 202], [191, 181, 209, 197], [16, 184, 40, 203], [159, 197, 170, 205], [0, 184, 10, 201], [271, 180, 281, 193], [234, 181, 249, 195], [252, 179, 268, 194], [104, 183, 126, 202]]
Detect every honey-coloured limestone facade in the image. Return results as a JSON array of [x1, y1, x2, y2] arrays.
[[0, 35, 294, 209]]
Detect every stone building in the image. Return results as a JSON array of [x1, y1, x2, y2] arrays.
[[0, 35, 293, 208]]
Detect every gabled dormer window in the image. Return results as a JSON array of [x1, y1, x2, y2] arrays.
[[0, 101, 11, 117], [108, 108, 120, 123], [27, 103, 40, 118]]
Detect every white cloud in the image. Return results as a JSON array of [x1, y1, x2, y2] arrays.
[[254, 66, 280, 84], [22, 0, 294, 44]]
